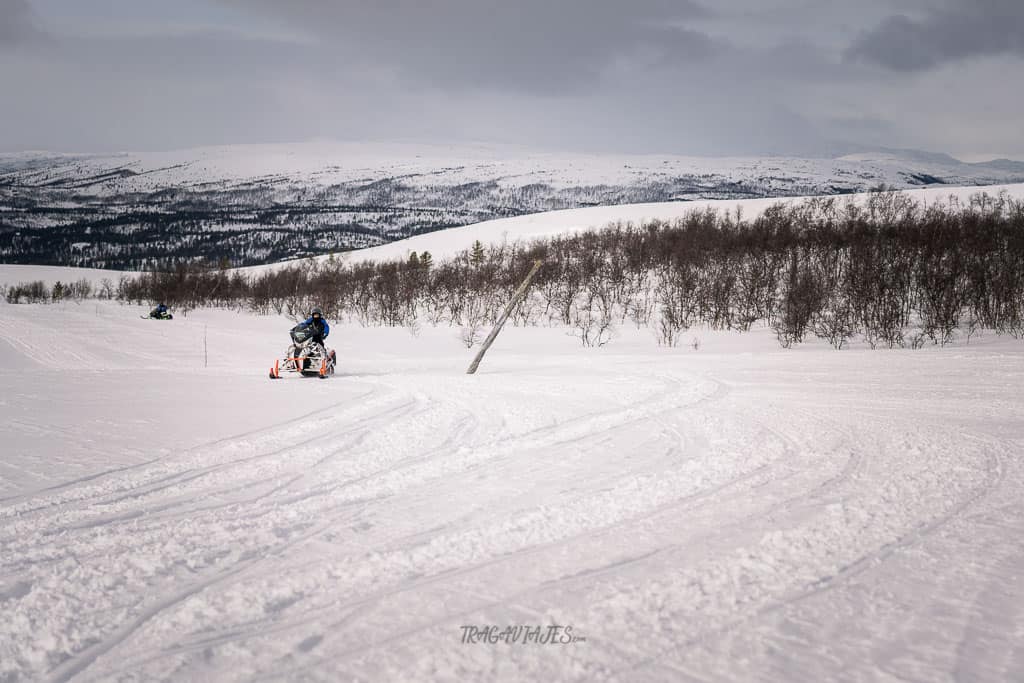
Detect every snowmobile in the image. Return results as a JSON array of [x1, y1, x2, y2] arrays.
[[269, 321, 337, 380], [144, 305, 173, 320]]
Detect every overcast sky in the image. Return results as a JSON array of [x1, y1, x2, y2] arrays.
[[2, 0, 1022, 159]]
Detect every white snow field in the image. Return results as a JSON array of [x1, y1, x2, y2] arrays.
[[1, 298, 1022, 682], [242, 182, 1024, 271], [0, 265, 127, 292], [3, 142, 1020, 196]]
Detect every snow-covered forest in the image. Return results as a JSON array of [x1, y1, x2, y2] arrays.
[[3, 144, 1022, 269], [10, 188, 1019, 352]]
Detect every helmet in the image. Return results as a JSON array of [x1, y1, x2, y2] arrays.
[[311, 307, 323, 318]]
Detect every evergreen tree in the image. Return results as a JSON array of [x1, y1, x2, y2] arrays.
[[470, 240, 485, 267]]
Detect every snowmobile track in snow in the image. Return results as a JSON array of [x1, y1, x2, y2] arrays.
[[2, 301, 1022, 682]]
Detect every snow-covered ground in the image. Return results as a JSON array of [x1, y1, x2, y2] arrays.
[[1, 298, 1022, 681], [4, 142, 1022, 197], [3, 183, 1022, 285], [5, 143, 1024, 268], [0, 264, 127, 291], [328, 181, 1024, 264]]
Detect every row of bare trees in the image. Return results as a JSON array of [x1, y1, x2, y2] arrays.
[[104, 190, 1024, 348], [4, 278, 108, 304]]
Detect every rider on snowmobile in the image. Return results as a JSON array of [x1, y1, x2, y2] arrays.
[[150, 303, 172, 319], [302, 307, 330, 345]]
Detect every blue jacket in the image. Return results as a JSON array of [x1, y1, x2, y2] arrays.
[[302, 316, 330, 339]]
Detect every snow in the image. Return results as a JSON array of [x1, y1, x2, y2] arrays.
[[245, 182, 1024, 269], [0, 264, 126, 290], [4, 181, 1022, 283], [3, 180, 1024, 679], [1, 296, 1022, 681], [4, 141, 1021, 198]]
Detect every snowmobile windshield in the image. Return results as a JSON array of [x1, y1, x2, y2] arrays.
[[290, 323, 316, 344]]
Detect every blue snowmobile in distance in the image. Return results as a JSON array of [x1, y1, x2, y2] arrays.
[[145, 303, 173, 320]]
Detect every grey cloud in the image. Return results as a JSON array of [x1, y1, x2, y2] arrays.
[[845, 0, 1024, 71], [218, 0, 718, 94], [2, 0, 1022, 159], [0, 0, 43, 45]]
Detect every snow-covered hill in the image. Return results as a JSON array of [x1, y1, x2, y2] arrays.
[[4, 181, 1024, 290], [3, 142, 1023, 269], [265, 181, 1024, 268], [4, 142, 1022, 195], [1, 297, 1021, 681]]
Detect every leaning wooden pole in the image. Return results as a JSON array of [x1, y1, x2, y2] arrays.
[[466, 259, 543, 375]]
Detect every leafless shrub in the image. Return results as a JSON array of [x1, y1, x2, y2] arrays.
[[66, 278, 93, 303], [813, 303, 856, 350], [908, 330, 930, 350], [460, 322, 484, 348], [655, 311, 682, 348], [5, 281, 51, 304], [571, 291, 615, 347]]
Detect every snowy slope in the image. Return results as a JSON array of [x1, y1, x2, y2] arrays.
[[0, 264, 127, 289], [4, 181, 1023, 289], [5, 143, 1024, 269], [3, 142, 1022, 194], [4, 182, 1023, 287], [245, 182, 1024, 270], [348, 180, 1024, 262], [1, 298, 1022, 681]]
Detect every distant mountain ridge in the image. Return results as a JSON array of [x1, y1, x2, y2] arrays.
[[969, 158, 1024, 173], [837, 147, 1024, 174], [2, 142, 1023, 270]]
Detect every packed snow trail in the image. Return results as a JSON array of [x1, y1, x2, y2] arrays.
[[0, 301, 1022, 681]]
